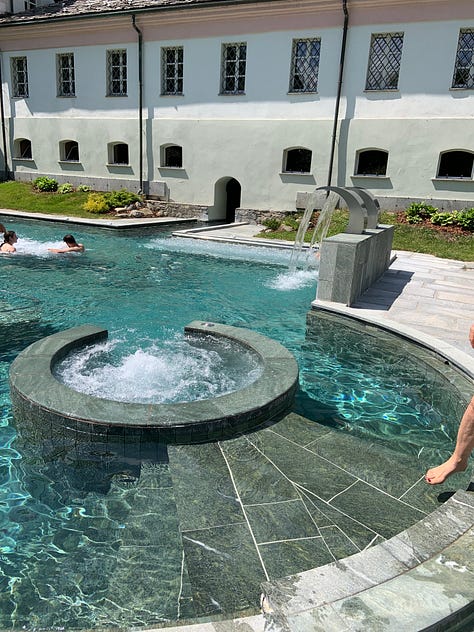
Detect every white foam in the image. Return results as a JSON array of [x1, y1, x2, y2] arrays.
[[14, 238, 64, 257], [267, 269, 318, 291], [55, 337, 262, 404]]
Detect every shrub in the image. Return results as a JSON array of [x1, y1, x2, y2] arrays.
[[282, 215, 299, 230], [104, 189, 142, 209], [33, 176, 58, 192], [83, 192, 110, 214], [405, 202, 438, 224], [77, 184, 92, 192], [457, 208, 474, 231], [57, 182, 74, 194], [262, 217, 282, 231]]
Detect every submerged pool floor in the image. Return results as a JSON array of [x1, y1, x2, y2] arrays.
[[2, 410, 471, 628]]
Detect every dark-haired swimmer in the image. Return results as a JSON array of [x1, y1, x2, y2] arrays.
[[0, 229, 18, 253], [48, 234, 84, 253]]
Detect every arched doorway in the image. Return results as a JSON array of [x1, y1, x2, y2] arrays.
[[208, 177, 242, 222], [225, 178, 241, 222]]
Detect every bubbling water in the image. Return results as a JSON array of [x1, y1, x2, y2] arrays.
[[54, 334, 263, 404]]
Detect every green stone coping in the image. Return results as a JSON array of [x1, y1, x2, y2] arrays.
[[261, 489, 474, 631], [9, 321, 298, 441]]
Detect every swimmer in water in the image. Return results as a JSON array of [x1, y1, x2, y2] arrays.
[[0, 226, 18, 253], [48, 234, 85, 253]]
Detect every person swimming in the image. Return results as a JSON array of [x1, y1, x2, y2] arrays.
[[0, 226, 18, 253], [48, 234, 85, 253]]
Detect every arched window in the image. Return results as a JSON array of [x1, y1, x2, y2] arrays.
[[355, 149, 388, 176], [60, 140, 79, 162], [108, 142, 129, 165], [162, 144, 183, 168], [283, 148, 312, 173], [14, 138, 32, 159], [437, 150, 473, 179]]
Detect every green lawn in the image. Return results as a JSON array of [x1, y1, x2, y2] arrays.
[[0, 181, 94, 218], [258, 210, 474, 262]]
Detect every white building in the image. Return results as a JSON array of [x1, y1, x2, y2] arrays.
[[0, 0, 473, 221]]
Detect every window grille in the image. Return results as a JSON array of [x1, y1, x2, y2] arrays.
[[164, 145, 183, 168], [161, 47, 184, 95], [284, 148, 312, 173], [220, 43, 246, 94], [57, 53, 75, 97], [452, 29, 474, 89], [289, 38, 321, 93], [365, 33, 403, 91], [437, 151, 473, 178], [107, 49, 127, 96], [11, 57, 28, 98], [356, 150, 388, 176]]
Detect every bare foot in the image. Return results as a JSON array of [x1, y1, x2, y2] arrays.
[[425, 455, 467, 485]]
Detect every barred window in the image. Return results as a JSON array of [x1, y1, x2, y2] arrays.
[[365, 33, 403, 91], [452, 29, 474, 89], [14, 138, 32, 159], [220, 43, 246, 95], [109, 143, 129, 165], [162, 145, 183, 168], [284, 148, 312, 173], [289, 38, 321, 93], [355, 149, 388, 176], [11, 57, 28, 98], [161, 46, 184, 95], [437, 151, 473, 178], [57, 53, 75, 97], [60, 140, 79, 162], [107, 49, 127, 96]]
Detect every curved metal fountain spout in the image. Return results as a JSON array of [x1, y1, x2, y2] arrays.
[[347, 187, 380, 229], [316, 186, 368, 234]]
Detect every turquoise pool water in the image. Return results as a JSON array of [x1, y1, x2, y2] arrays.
[[0, 217, 471, 629]]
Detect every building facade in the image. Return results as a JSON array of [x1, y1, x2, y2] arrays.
[[0, 0, 473, 221]]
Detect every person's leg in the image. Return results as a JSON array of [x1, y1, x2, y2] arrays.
[[425, 395, 474, 484]]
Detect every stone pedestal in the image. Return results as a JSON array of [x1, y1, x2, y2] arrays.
[[316, 224, 394, 306]]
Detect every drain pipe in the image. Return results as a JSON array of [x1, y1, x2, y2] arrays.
[[131, 14, 144, 193], [0, 51, 10, 181], [326, 0, 349, 188]]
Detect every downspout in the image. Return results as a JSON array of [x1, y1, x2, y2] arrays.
[[0, 51, 10, 181], [9, 1, 13, 13], [131, 14, 143, 193], [326, 0, 349, 188]]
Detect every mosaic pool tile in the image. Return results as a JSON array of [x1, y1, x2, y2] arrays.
[[300, 490, 380, 551], [244, 499, 319, 544], [168, 443, 243, 531], [267, 412, 333, 446], [330, 480, 427, 540], [256, 429, 357, 501], [182, 522, 266, 617], [304, 429, 424, 498], [259, 536, 334, 578], [220, 434, 299, 504]]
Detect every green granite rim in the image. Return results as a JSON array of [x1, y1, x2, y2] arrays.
[[9, 321, 299, 443]]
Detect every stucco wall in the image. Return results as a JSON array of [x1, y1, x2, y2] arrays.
[[2, 5, 474, 212]]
